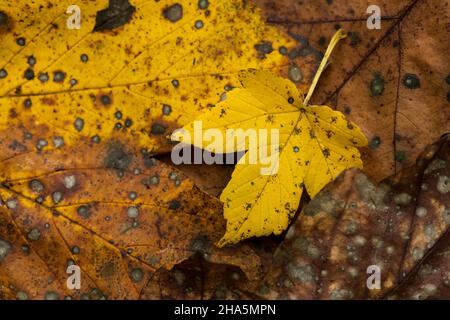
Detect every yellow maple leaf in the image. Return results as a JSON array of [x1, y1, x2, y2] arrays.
[[173, 29, 368, 247]]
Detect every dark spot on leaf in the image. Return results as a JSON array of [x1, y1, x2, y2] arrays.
[[194, 20, 204, 29], [91, 135, 101, 143], [369, 136, 381, 149], [403, 73, 420, 89], [87, 288, 106, 300], [298, 46, 313, 57], [279, 46, 288, 55], [104, 141, 132, 172], [163, 3, 183, 23], [74, 117, 85, 132], [142, 155, 156, 170], [27, 55, 36, 66], [0, 11, 8, 29], [36, 139, 48, 150], [162, 104, 172, 115], [24, 68, 34, 80], [128, 191, 137, 200], [29, 179, 44, 193], [190, 234, 210, 253], [80, 54, 89, 63], [395, 151, 407, 163], [318, 36, 326, 46], [370, 74, 384, 96], [130, 268, 144, 283], [53, 71, 66, 83], [16, 37, 25, 46], [94, 0, 136, 32], [288, 48, 300, 60], [0, 239, 11, 262], [100, 94, 112, 106], [23, 98, 32, 109], [124, 118, 132, 127], [348, 31, 360, 47], [44, 291, 59, 300], [77, 205, 91, 219], [198, 0, 209, 9], [27, 228, 41, 241], [38, 72, 49, 82], [71, 246, 80, 254], [151, 122, 167, 135], [288, 65, 303, 83], [168, 200, 181, 210], [52, 191, 63, 204], [254, 41, 273, 59]]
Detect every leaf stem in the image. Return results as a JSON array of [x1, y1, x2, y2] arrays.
[[303, 29, 347, 106]]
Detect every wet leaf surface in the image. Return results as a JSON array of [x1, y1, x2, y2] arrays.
[[252, 134, 450, 299], [0, 135, 266, 299], [0, 0, 308, 155], [0, 0, 448, 300]]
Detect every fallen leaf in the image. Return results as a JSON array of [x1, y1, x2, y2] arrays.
[[173, 30, 368, 246], [252, 134, 450, 299], [0, 0, 299, 155], [255, 0, 450, 180]]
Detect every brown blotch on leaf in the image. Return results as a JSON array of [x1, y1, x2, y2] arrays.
[[41, 98, 55, 105], [93, 0, 136, 32], [104, 141, 133, 173], [254, 41, 273, 59]]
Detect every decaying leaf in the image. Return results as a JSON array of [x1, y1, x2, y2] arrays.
[[140, 255, 251, 300], [0, 0, 299, 155], [173, 30, 368, 246], [0, 134, 267, 299], [256, 0, 450, 180], [252, 134, 450, 299]]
